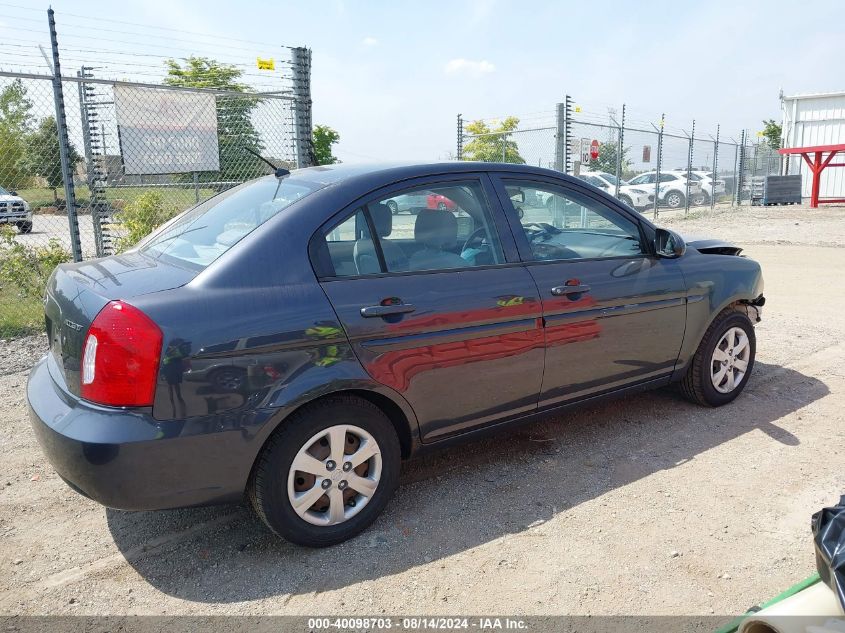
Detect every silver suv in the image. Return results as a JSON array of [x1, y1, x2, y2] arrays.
[[0, 186, 33, 233]]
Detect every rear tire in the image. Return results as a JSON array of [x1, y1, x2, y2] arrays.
[[249, 395, 401, 547], [618, 194, 633, 208], [386, 200, 399, 215], [679, 308, 756, 407]]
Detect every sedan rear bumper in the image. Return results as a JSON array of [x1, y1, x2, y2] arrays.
[[27, 355, 256, 510]]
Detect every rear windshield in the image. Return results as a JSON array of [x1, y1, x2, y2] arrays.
[[139, 176, 322, 269]]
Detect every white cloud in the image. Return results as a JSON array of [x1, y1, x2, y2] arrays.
[[444, 58, 495, 77], [362, 36, 378, 47]]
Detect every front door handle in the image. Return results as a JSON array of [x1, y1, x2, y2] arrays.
[[551, 284, 591, 296], [360, 303, 416, 318]]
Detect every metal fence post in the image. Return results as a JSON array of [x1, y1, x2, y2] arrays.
[[735, 129, 746, 206], [653, 114, 664, 220], [456, 113, 463, 161], [711, 124, 719, 211], [291, 46, 313, 168], [554, 103, 565, 172], [564, 95, 573, 174], [615, 104, 625, 198], [685, 119, 695, 216], [77, 66, 110, 257], [47, 8, 82, 262]]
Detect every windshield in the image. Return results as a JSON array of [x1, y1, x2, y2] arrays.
[[0, 186, 9, 196], [139, 176, 323, 269], [598, 172, 623, 186]]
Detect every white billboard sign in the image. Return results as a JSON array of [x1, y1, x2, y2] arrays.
[[114, 86, 220, 175]]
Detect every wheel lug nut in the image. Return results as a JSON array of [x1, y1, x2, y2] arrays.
[[321, 479, 331, 489], [342, 462, 352, 472], [326, 460, 336, 471], [338, 480, 348, 490]]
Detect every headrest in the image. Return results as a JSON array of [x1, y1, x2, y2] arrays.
[[414, 209, 457, 249], [369, 203, 393, 237]]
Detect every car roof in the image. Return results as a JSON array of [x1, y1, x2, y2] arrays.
[[286, 161, 570, 186]]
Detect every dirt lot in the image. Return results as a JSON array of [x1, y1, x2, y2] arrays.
[[1, 204, 844, 616]]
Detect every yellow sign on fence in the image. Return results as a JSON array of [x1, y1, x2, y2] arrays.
[[256, 57, 275, 71]]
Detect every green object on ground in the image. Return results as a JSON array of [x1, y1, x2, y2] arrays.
[[714, 572, 822, 633]]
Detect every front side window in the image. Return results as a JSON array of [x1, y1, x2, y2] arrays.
[[316, 180, 505, 277], [502, 180, 644, 261]]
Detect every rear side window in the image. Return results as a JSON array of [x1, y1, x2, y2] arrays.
[[313, 180, 505, 278], [139, 176, 322, 270]]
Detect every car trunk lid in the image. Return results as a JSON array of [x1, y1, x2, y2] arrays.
[[44, 251, 196, 396]]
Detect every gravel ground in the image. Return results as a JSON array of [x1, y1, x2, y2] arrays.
[[1, 204, 845, 616]]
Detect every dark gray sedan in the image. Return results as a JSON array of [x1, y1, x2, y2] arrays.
[[27, 162, 764, 546]]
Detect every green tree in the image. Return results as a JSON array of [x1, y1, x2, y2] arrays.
[[28, 116, 81, 205], [588, 142, 631, 176], [462, 117, 525, 163], [0, 79, 34, 189], [114, 191, 179, 252], [164, 57, 264, 181], [761, 119, 782, 149], [313, 124, 340, 165]]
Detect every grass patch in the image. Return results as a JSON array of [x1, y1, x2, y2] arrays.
[[0, 286, 44, 338]]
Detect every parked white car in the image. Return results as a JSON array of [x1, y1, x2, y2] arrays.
[[575, 171, 655, 211], [0, 186, 32, 233], [691, 170, 726, 202], [627, 171, 703, 209]]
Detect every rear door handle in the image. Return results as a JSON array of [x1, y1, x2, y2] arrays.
[[551, 284, 591, 296], [360, 303, 416, 318]]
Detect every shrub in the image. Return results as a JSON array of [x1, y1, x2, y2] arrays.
[[0, 226, 72, 300], [115, 191, 179, 252]]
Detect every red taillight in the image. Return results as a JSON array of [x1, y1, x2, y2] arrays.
[[80, 301, 163, 407]]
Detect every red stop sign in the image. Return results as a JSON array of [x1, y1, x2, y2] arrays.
[[590, 139, 599, 160]]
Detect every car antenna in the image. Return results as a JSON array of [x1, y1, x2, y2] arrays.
[[242, 147, 291, 177]]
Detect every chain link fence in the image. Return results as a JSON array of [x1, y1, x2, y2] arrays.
[[458, 97, 784, 220], [0, 9, 311, 336]]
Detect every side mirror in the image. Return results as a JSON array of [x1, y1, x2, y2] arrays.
[[9, 191, 17, 196], [654, 228, 686, 258]]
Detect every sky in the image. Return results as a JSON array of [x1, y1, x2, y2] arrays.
[[2, 0, 844, 164]]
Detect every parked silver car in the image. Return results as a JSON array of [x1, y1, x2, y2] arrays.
[[0, 186, 32, 233]]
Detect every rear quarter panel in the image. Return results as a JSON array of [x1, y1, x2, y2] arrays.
[[123, 185, 420, 493]]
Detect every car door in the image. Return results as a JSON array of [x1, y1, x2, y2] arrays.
[[491, 175, 687, 408], [311, 174, 545, 441]]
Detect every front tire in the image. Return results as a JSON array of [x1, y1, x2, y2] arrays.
[[665, 190, 685, 209], [679, 308, 756, 407], [249, 395, 401, 547], [386, 200, 399, 215], [618, 194, 633, 208], [18, 222, 33, 234]]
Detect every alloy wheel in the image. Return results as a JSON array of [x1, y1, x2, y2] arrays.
[[710, 326, 751, 393], [287, 424, 382, 526]]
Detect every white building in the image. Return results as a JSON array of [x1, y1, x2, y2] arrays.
[[780, 90, 845, 201]]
